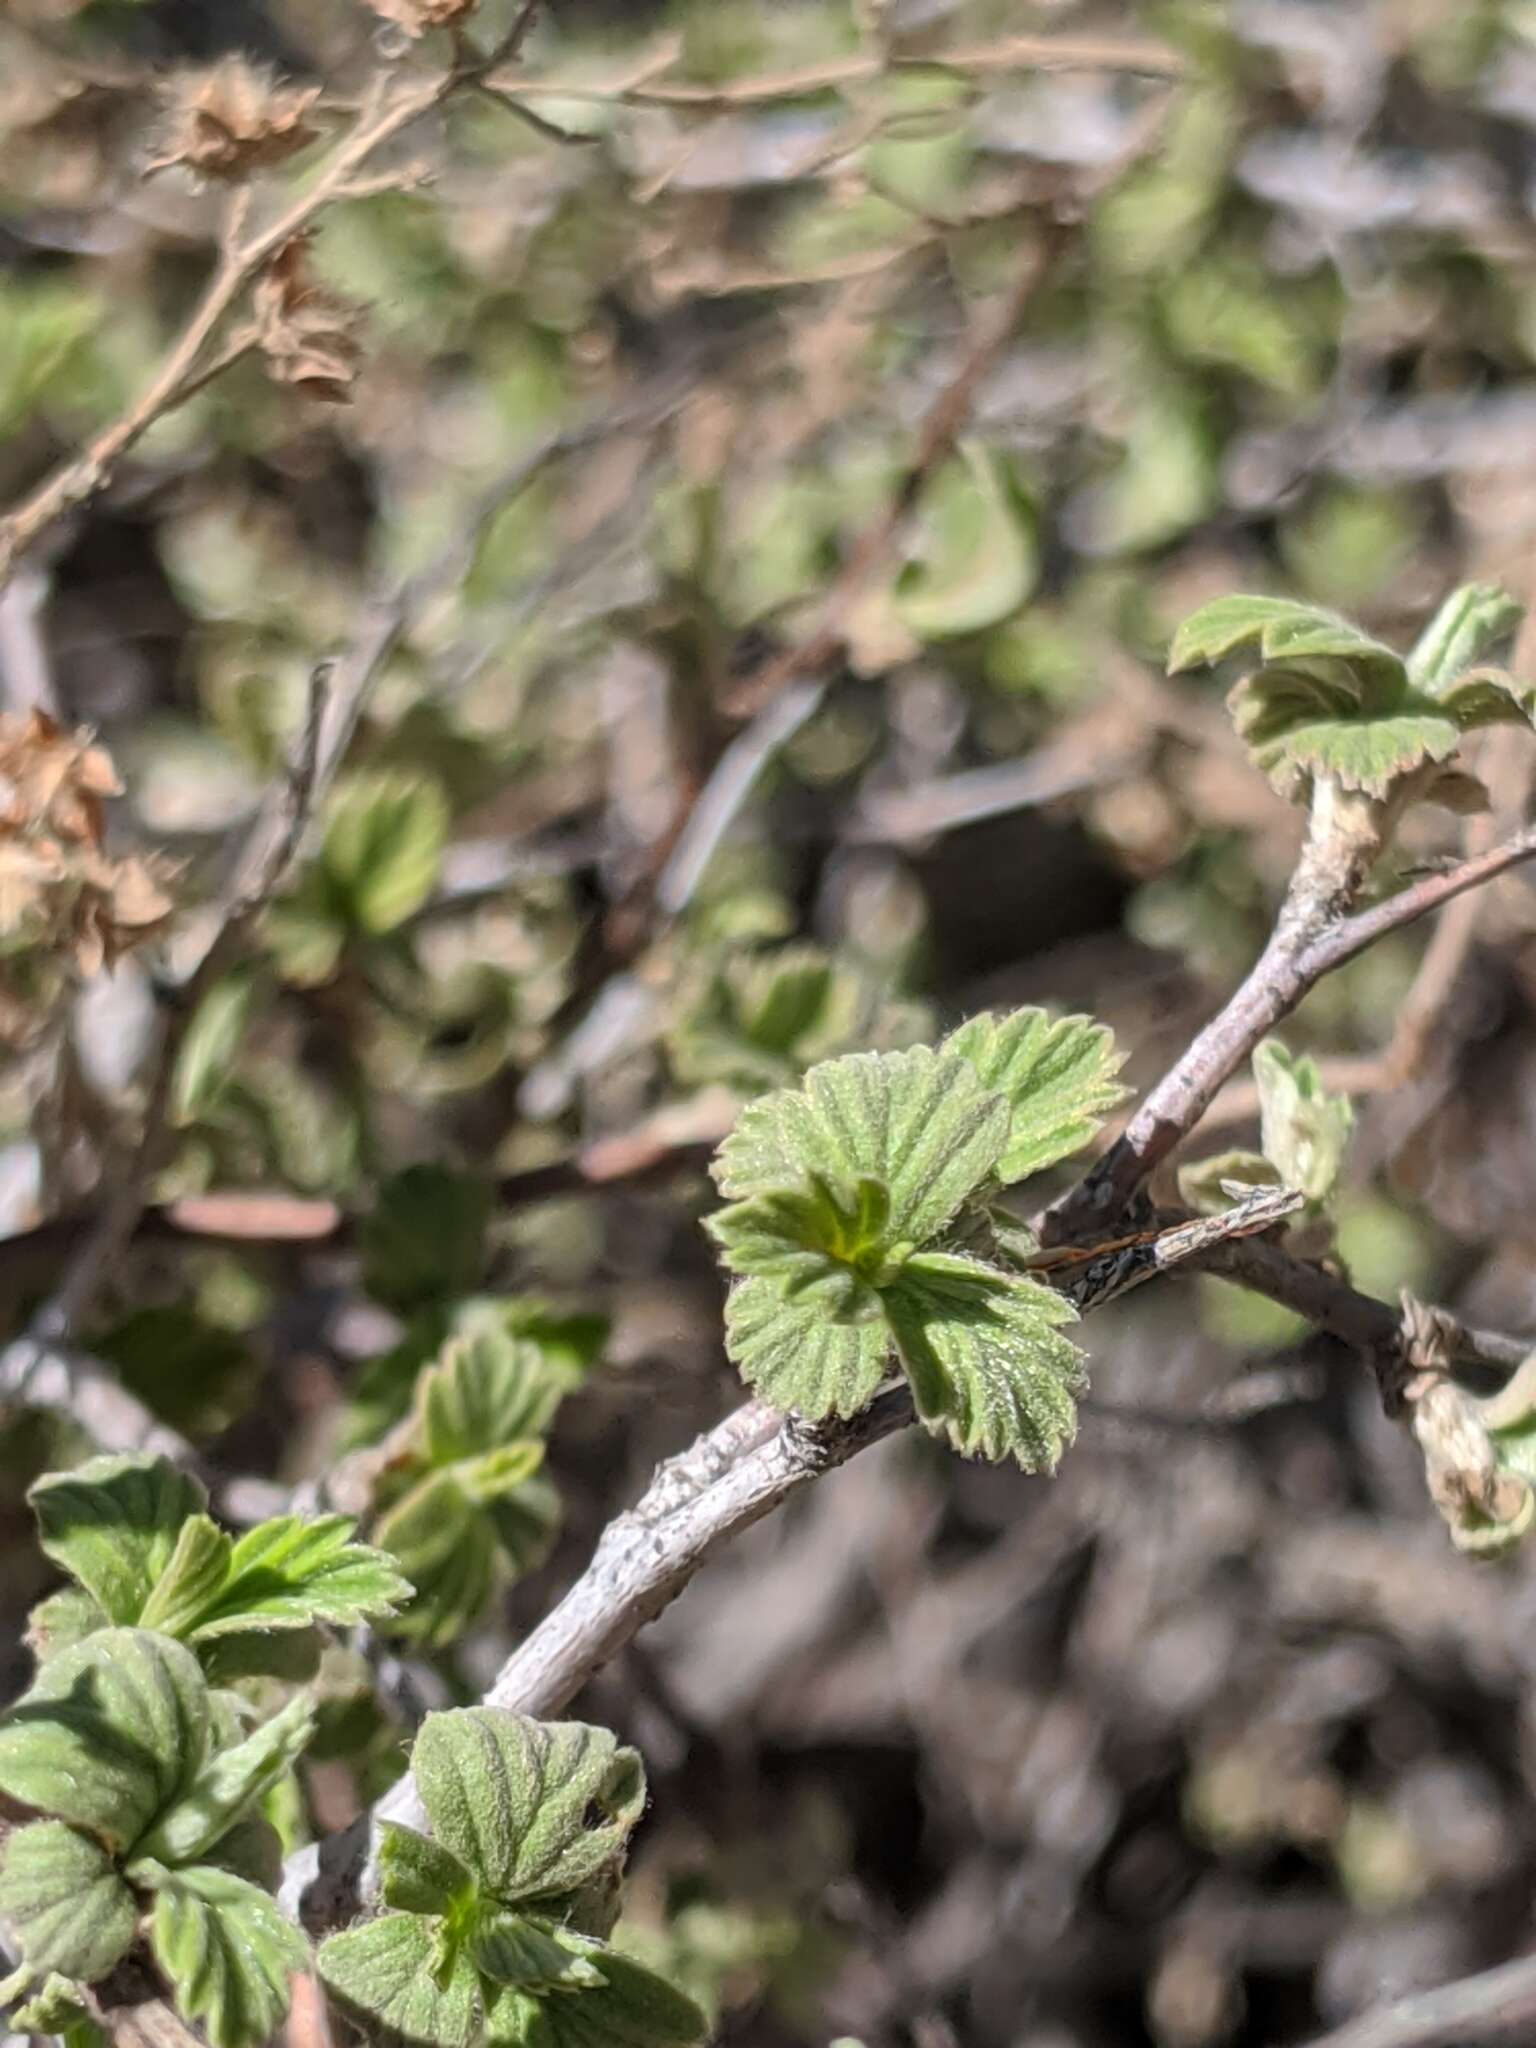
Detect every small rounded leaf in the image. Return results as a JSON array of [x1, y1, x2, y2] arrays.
[[0, 1821, 136, 1980], [413, 1708, 645, 1906], [0, 1628, 207, 1851]]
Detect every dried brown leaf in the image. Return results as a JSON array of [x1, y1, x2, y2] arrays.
[[0, 710, 120, 849], [146, 57, 320, 184], [254, 236, 364, 404]]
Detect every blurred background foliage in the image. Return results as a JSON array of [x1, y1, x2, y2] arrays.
[[8, 0, 1536, 2043]]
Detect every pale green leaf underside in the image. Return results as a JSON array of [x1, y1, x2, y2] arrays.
[[0, 1628, 207, 1853], [1252, 1036, 1354, 1206], [413, 1709, 645, 1906], [722, 1275, 891, 1418], [145, 1864, 307, 2048], [28, 1455, 207, 1627], [0, 1821, 136, 1980], [712, 1045, 1007, 1243], [942, 1007, 1126, 1183], [884, 1252, 1083, 1469], [1238, 702, 1462, 799], [894, 442, 1036, 641]]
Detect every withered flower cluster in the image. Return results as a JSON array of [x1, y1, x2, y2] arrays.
[[0, 713, 175, 1043]]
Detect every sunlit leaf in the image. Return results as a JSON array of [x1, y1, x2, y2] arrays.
[[142, 1863, 307, 2048], [0, 1822, 136, 1981]]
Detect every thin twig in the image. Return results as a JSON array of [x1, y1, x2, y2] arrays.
[[1054, 798, 1536, 1236], [1302, 1949, 1536, 2048], [0, 23, 561, 588]]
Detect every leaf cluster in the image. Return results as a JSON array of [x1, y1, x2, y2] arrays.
[[705, 1007, 1127, 1466], [370, 1322, 570, 1647], [1168, 584, 1530, 807], [318, 1708, 707, 2048]]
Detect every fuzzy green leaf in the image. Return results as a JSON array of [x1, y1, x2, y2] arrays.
[[894, 443, 1036, 641], [323, 769, 448, 936], [1168, 594, 1403, 689], [707, 1175, 894, 1307], [942, 1008, 1127, 1184], [319, 1913, 479, 2048], [1231, 687, 1461, 800], [1435, 666, 1536, 731], [138, 1516, 233, 1638], [181, 1515, 411, 1640], [1407, 582, 1523, 694], [8, 1972, 95, 2035], [373, 1470, 501, 1649], [882, 1252, 1083, 1468], [28, 1455, 207, 1626], [469, 1914, 605, 1993], [712, 1046, 1007, 1244], [670, 946, 875, 1093], [413, 1709, 646, 1906], [721, 1274, 892, 1419], [0, 1823, 136, 1981], [173, 976, 254, 1125], [142, 1863, 307, 2048], [25, 1587, 109, 1664], [420, 1329, 565, 1467], [377, 1821, 474, 1918], [482, 1947, 707, 2048], [131, 1692, 316, 1869], [1253, 1038, 1354, 1206], [362, 1165, 491, 1314], [0, 1629, 206, 1852]]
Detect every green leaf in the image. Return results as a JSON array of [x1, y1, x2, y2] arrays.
[[454, 1443, 548, 1509], [420, 1328, 565, 1466], [1168, 594, 1404, 687], [131, 1692, 316, 1869], [485, 1470, 562, 1581], [413, 1709, 646, 1905], [894, 444, 1036, 641], [708, 1176, 896, 1306], [0, 1823, 136, 1981], [942, 1009, 1127, 1184], [8, 1972, 95, 2035], [377, 1821, 474, 1918], [482, 1947, 707, 2047], [142, 1863, 307, 2048], [362, 1164, 491, 1314], [470, 1914, 605, 1993], [882, 1252, 1083, 1468], [29, 1455, 207, 1626], [319, 1911, 480, 2048], [1176, 1150, 1280, 1216], [721, 1275, 892, 1420], [323, 769, 449, 935], [138, 1516, 233, 1638], [1435, 666, 1536, 731], [173, 976, 254, 1125], [1407, 582, 1523, 694], [0, 1629, 207, 1852], [1253, 1038, 1354, 1206], [712, 1045, 1007, 1244], [181, 1515, 411, 1639], [669, 946, 883, 1094], [1251, 709, 1462, 800], [25, 1587, 109, 1663]]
